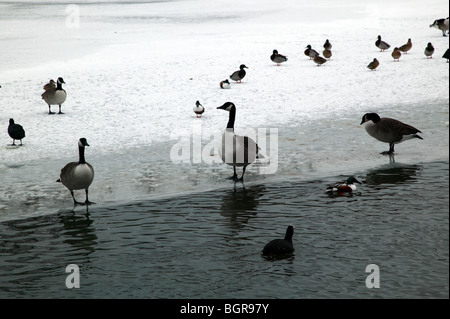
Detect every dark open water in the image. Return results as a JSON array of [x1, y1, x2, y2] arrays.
[[0, 160, 448, 299]]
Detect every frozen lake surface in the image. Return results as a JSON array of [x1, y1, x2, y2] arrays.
[[0, 0, 448, 299]]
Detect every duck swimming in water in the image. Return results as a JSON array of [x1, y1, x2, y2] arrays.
[[326, 177, 362, 193]]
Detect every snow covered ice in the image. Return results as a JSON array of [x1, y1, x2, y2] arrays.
[[0, 0, 449, 220]]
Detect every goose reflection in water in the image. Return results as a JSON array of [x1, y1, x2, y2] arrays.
[[219, 185, 265, 229], [364, 163, 423, 186]]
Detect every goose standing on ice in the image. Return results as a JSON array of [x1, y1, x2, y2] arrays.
[[262, 226, 295, 258], [230, 64, 248, 83], [367, 58, 380, 70], [8, 118, 26, 146], [42, 77, 66, 114], [375, 35, 390, 52], [429, 18, 449, 36], [360, 113, 423, 155], [217, 102, 259, 182], [270, 50, 288, 66], [424, 42, 435, 59], [193, 100, 205, 118], [57, 138, 95, 206]]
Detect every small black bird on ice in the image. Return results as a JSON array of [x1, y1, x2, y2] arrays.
[[8, 118, 26, 146]]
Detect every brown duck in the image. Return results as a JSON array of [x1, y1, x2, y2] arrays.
[[391, 47, 401, 61], [323, 49, 332, 59], [367, 58, 380, 71], [399, 38, 412, 54], [313, 55, 327, 66]]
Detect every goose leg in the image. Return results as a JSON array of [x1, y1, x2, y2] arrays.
[[12, 139, 16, 146], [48, 105, 55, 114], [227, 166, 239, 181], [84, 189, 95, 205], [381, 143, 395, 155], [58, 104, 64, 114], [238, 165, 247, 182], [71, 190, 84, 206]]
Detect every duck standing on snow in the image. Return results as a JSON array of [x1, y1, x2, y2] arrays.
[[8, 118, 26, 146], [367, 58, 380, 71], [42, 77, 66, 114], [220, 79, 231, 89], [304, 45, 319, 59], [360, 113, 423, 155], [399, 38, 412, 54], [193, 100, 205, 118], [57, 138, 95, 206], [424, 42, 435, 59], [313, 55, 327, 66], [391, 47, 402, 61], [375, 35, 390, 52], [323, 39, 332, 50], [230, 64, 248, 83], [326, 177, 362, 194], [217, 102, 260, 182], [262, 226, 295, 258], [270, 49, 288, 66], [443, 48, 450, 62]]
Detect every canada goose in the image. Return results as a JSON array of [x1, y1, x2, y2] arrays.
[[42, 77, 66, 114], [313, 55, 327, 66], [323, 39, 332, 50], [57, 138, 95, 206], [424, 42, 435, 58], [367, 58, 380, 71], [8, 118, 25, 146], [375, 35, 390, 52], [430, 18, 449, 36], [443, 48, 450, 62], [262, 226, 294, 257], [399, 38, 412, 54], [323, 49, 332, 59], [220, 79, 231, 89], [270, 49, 288, 65], [326, 177, 361, 193], [392, 47, 402, 61], [217, 102, 259, 182], [304, 45, 319, 59], [230, 64, 248, 83], [360, 113, 423, 155], [193, 100, 205, 118]]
